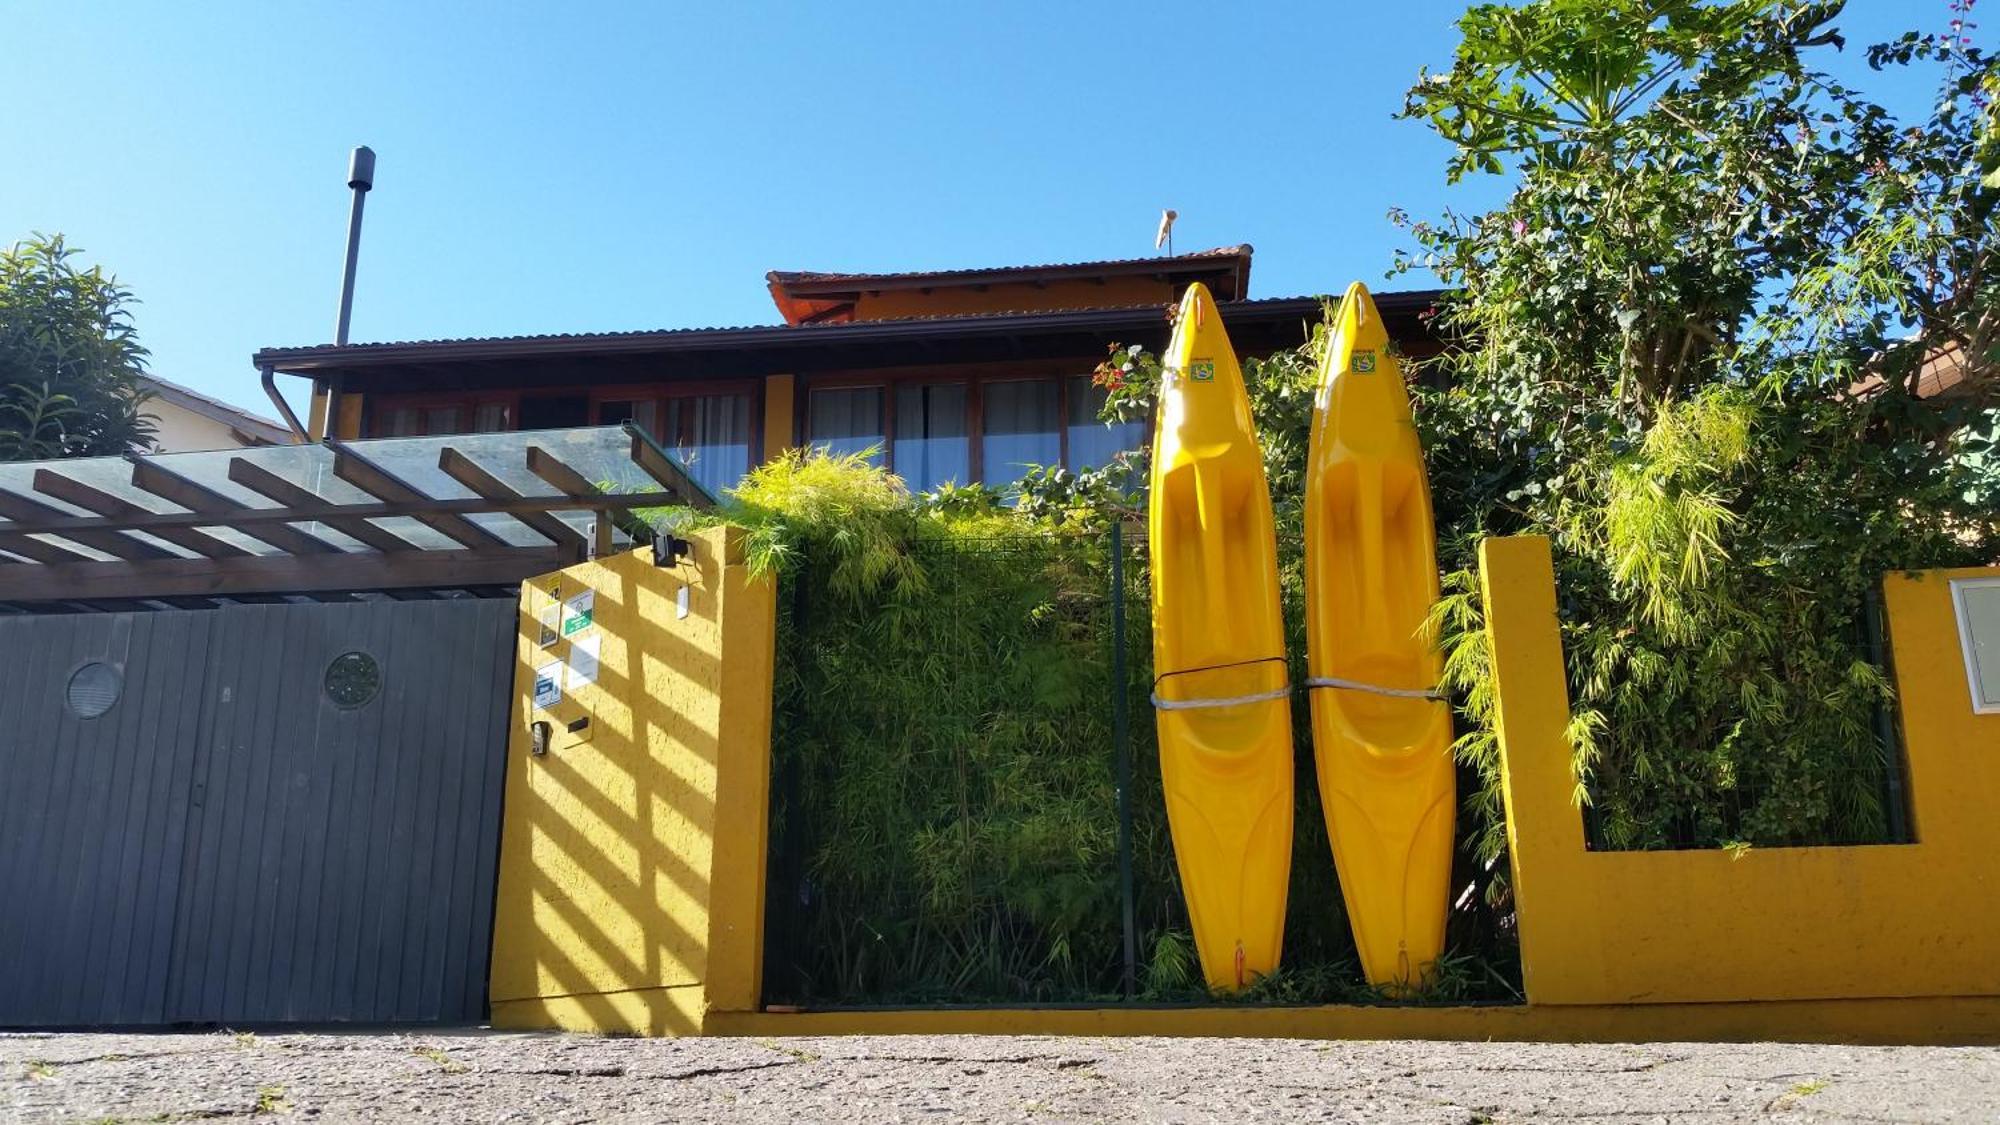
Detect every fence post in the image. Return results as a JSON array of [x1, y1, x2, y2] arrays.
[[1111, 520, 1138, 999]]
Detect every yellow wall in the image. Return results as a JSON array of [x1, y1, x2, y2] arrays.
[[487, 526, 776, 1036], [853, 276, 1189, 321], [762, 374, 795, 459], [1481, 535, 2000, 1007]]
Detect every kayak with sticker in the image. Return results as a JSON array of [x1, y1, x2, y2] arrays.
[[1303, 281, 1455, 993], [1147, 282, 1295, 992]]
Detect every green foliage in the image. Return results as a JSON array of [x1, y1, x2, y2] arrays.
[[1398, 0, 1999, 865], [0, 234, 156, 459], [742, 450, 1507, 1004]]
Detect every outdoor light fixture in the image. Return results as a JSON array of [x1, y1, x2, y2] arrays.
[[652, 531, 693, 568]]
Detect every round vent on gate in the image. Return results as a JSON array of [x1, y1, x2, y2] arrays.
[[66, 662, 122, 719], [324, 651, 381, 709]]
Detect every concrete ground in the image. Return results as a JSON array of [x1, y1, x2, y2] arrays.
[[2, 1030, 1996, 1123]]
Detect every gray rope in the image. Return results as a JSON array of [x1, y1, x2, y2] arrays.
[[1150, 685, 1293, 712], [1303, 676, 1446, 702]]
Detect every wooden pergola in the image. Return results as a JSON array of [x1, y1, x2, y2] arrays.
[[0, 423, 712, 611]]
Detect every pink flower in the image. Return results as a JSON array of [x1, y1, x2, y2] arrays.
[[1512, 219, 1528, 238]]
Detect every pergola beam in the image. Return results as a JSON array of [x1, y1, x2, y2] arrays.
[[0, 546, 578, 602]]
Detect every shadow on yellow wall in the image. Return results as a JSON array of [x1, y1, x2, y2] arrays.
[[1480, 535, 2000, 1007], [488, 528, 2000, 1043], [487, 526, 773, 1036]]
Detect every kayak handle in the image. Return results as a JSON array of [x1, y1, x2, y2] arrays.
[[1303, 676, 1446, 702], [1151, 655, 1291, 712], [1151, 685, 1292, 712]]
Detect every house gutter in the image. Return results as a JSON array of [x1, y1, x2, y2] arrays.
[[260, 364, 310, 442]]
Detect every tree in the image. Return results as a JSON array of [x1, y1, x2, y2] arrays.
[[0, 234, 157, 460], [1394, 0, 1998, 872]]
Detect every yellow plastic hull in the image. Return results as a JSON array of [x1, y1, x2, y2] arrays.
[[1147, 283, 1294, 992], [1304, 282, 1455, 992]]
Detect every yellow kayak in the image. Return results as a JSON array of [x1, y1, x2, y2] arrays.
[[1304, 282, 1455, 992], [1148, 282, 1294, 992]]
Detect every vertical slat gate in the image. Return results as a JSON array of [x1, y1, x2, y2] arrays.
[[0, 597, 516, 1028]]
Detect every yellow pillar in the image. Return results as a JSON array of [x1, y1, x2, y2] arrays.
[[488, 525, 776, 1035], [762, 374, 796, 460]]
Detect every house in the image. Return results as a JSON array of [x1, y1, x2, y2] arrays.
[[137, 374, 293, 452], [255, 246, 1443, 497]]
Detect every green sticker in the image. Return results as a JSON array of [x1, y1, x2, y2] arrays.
[[562, 589, 595, 636], [1191, 360, 1216, 382], [1353, 351, 1377, 373]]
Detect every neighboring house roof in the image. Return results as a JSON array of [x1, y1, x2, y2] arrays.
[[765, 246, 1256, 324], [254, 291, 1446, 385], [136, 374, 293, 446], [1849, 341, 1980, 401]]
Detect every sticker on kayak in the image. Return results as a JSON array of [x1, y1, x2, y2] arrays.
[[1190, 360, 1216, 382], [1353, 351, 1377, 373]]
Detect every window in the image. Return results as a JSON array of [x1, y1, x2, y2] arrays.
[[982, 379, 1060, 490], [808, 387, 885, 463], [371, 397, 512, 437], [894, 383, 968, 491], [598, 390, 758, 497], [663, 394, 753, 498], [801, 373, 1148, 491], [1066, 375, 1147, 471]]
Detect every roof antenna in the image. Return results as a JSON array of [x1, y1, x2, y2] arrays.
[[1155, 209, 1177, 257], [334, 146, 375, 345]]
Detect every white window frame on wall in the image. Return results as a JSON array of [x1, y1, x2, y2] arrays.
[[1949, 576, 2000, 714]]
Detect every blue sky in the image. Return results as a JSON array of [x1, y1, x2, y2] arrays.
[[0, 1, 1958, 423]]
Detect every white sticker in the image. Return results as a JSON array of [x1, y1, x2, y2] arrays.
[[532, 661, 563, 710], [562, 589, 595, 636], [677, 583, 691, 620], [537, 603, 560, 648], [567, 634, 600, 689]]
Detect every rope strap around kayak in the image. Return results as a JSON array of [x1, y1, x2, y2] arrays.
[[1151, 655, 1289, 713], [1303, 676, 1446, 702]]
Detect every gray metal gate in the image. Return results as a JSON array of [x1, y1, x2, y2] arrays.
[[0, 598, 516, 1027]]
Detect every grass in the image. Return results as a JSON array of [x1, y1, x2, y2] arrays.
[[754, 1038, 820, 1063], [254, 1085, 291, 1115], [411, 1045, 467, 1074], [25, 1059, 56, 1081]]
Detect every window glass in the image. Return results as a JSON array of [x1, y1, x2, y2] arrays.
[[423, 406, 464, 436], [981, 379, 1060, 489], [808, 387, 885, 464], [598, 399, 658, 435], [663, 394, 754, 497], [471, 402, 510, 433], [893, 383, 968, 492], [380, 407, 420, 438], [1066, 375, 1147, 471]]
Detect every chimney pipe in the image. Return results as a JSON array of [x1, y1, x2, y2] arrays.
[[333, 146, 375, 346]]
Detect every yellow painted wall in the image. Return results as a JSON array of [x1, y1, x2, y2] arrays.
[[854, 276, 1188, 321], [762, 374, 795, 459], [1481, 535, 2000, 1007], [487, 526, 776, 1036]]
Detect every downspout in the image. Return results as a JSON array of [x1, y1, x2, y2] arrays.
[[260, 363, 309, 442]]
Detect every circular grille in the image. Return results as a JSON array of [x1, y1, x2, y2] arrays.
[[324, 651, 381, 709], [66, 662, 122, 719]]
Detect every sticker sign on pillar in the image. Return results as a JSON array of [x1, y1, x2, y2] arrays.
[[532, 660, 563, 710], [536, 602, 560, 648], [567, 634, 600, 689], [562, 589, 595, 637]]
